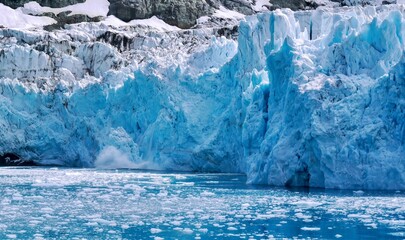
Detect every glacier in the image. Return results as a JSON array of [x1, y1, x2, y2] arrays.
[[0, 4, 404, 189]]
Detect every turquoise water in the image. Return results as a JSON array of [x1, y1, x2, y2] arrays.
[[0, 168, 404, 239]]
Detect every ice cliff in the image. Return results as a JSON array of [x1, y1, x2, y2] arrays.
[[0, 1, 404, 189], [240, 6, 405, 190]]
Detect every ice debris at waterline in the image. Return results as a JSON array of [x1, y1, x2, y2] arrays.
[[0, 168, 405, 239], [0, 5, 404, 189]]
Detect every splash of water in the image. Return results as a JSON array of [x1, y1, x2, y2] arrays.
[[94, 146, 137, 169]]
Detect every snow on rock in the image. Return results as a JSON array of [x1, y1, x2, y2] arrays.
[[128, 16, 181, 32], [22, 0, 110, 18], [213, 6, 246, 19], [101, 16, 180, 32], [0, 3, 55, 29], [251, 0, 272, 11], [0, 4, 405, 189]]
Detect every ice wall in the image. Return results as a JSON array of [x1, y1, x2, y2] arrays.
[[0, 27, 242, 172], [240, 6, 405, 189], [0, 5, 404, 189]]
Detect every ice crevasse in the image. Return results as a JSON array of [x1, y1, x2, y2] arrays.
[[0, 5, 405, 190]]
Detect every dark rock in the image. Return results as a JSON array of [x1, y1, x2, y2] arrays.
[[382, 0, 396, 4], [269, 0, 319, 11], [216, 25, 239, 39], [108, 0, 322, 29], [285, 163, 311, 188], [219, 0, 254, 14], [108, 0, 214, 29], [0, 0, 386, 30], [97, 31, 133, 52], [0, 0, 337, 30], [43, 11, 103, 31], [0, 153, 37, 166]]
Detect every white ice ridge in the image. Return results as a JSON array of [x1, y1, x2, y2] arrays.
[[0, 5, 404, 189]]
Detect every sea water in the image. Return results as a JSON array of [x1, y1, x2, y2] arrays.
[[0, 167, 404, 239]]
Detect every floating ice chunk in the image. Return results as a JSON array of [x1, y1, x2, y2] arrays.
[[40, 207, 54, 213], [200, 191, 215, 197], [389, 232, 405, 237], [84, 222, 98, 227], [182, 228, 193, 234], [292, 201, 322, 208], [353, 190, 365, 196], [295, 212, 312, 219], [171, 221, 182, 226], [241, 203, 250, 208], [150, 228, 162, 234], [301, 227, 321, 231]]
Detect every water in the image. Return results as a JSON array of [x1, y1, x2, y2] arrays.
[[0, 168, 404, 239]]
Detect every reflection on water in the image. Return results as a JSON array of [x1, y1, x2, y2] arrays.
[[0, 167, 404, 239]]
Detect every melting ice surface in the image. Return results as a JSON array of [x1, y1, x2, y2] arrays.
[[0, 168, 405, 239]]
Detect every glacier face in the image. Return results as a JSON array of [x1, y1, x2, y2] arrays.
[[240, 6, 405, 189], [0, 24, 242, 172], [0, 5, 405, 189]]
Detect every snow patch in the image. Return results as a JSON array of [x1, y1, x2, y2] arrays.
[[252, 0, 271, 11], [214, 6, 245, 19], [22, 0, 110, 18], [129, 16, 180, 32], [0, 3, 55, 29], [101, 15, 180, 32]]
